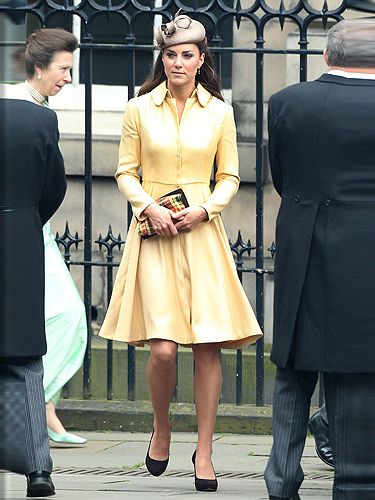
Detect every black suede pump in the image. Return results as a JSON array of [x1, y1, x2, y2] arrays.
[[145, 429, 169, 476], [192, 450, 218, 492]]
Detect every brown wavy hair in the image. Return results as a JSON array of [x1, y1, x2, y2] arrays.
[[137, 39, 224, 102]]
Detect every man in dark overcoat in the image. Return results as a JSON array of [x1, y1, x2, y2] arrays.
[[0, 98, 66, 496], [264, 19, 375, 500]]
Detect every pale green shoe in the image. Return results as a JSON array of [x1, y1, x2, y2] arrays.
[[48, 428, 87, 444]]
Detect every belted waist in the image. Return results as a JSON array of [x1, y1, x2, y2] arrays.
[[141, 180, 210, 186]]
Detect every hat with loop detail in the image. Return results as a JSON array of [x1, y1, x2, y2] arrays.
[[154, 9, 206, 49]]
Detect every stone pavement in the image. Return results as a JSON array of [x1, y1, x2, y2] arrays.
[[2, 432, 334, 499]]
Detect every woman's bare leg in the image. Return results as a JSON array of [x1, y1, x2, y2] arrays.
[[147, 339, 178, 460], [45, 400, 66, 434], [192, 344, 222, 479]]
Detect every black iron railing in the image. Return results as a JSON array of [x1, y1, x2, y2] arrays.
[[0, 0, 349, 406]]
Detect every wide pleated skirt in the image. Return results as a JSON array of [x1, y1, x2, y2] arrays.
[[99, 182, 263, 348], [42, 223, 87, 403]]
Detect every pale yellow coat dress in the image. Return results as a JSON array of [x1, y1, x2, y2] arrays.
[[99, 81, 263, 348]]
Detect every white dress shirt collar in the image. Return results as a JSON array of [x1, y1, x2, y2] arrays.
[[328, 69, 375, 80]]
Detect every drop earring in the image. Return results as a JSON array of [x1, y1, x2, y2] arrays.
[[37, 74, 41, 80], [198, 67, 201, 75]]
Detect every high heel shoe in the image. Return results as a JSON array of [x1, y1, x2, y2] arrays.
[[145, 429, 169, 476], [192, 450, 218, 492], [48, 428, 87, 444]]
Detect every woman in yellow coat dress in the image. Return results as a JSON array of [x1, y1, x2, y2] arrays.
[[100, 11, 262, 492]]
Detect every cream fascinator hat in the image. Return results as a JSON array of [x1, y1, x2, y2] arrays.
[[154, 9, 206, 49]]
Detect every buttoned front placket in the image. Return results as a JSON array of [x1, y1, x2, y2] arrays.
[[166, 96, 195, 187]]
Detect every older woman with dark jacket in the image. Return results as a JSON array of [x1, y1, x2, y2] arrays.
[[0, 97, 66, 496], [3, 28, 87, 445]]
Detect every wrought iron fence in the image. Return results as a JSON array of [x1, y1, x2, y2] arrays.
[[0, 0, 350, 406]]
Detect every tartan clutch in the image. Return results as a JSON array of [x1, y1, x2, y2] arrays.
[[137, 188, 189, 239]]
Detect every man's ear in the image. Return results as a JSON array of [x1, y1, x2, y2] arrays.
[[323, 48, 330, 67]]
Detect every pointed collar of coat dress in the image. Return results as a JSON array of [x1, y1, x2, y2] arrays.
[[151, 80, 212, 107]]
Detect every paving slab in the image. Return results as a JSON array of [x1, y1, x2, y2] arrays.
[[1, 432, 334, 500], [2, 474, 333, 500]]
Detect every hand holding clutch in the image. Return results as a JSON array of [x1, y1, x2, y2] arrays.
[[137, 188, 189, 239]]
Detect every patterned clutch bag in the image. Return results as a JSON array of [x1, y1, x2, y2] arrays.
[[137, 188, 189, 239]]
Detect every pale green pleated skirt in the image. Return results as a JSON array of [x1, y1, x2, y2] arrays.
[[42, 223, 87, 404]]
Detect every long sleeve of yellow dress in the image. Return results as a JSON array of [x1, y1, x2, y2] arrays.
[[200, 107, 240, 221], [115, 100, 155, 220]]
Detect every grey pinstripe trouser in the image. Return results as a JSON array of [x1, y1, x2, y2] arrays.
[[0, 356, 52, 474], [325, 373, 375, 500], [264, 366, 318, 498], [265, 367, 375, 500]]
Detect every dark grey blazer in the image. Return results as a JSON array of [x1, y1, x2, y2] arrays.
[[269, 74, 375, 372], [0, 98, 66, 357]]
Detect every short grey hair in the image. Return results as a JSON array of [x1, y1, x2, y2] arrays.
[[326, 19, 375, 68]]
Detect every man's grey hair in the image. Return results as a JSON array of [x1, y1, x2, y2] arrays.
[[326, 19, 375, 69]]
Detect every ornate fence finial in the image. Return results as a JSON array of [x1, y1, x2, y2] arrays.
[[229, 231, 255, 268], [268, 241, 276, 259], [55, 221, 82, 262], [96, 224, 124, 260]]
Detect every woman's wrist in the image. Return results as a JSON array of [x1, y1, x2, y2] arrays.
[[198, 206, 209, 222], [142, 201, 158, 217]]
